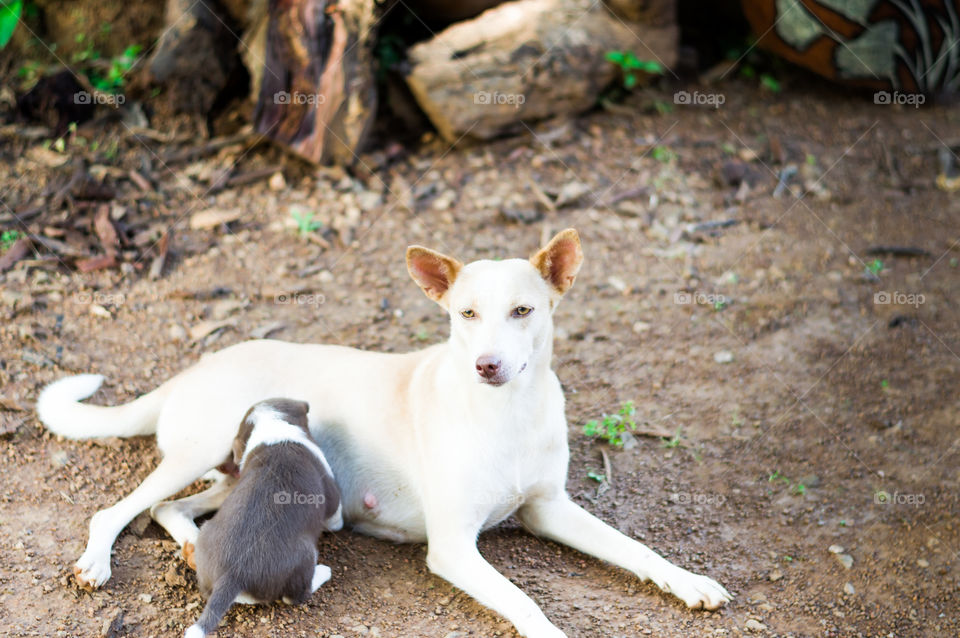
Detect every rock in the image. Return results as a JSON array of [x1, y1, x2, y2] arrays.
[[556, 181, 592, 207], [268, 171, 286, 191], [917, 558, 929, 568], [745, 618, 767, 632], [828, 544, 844, 554], [89, 304, 112, 319], [714, 350, 734, 364], [168, 324, 188, 342], [130, 512, 152, 537], [769, 569, 782, 582], [164, 564, 186, 587], [843, 582, 855, 595], [138, 593, 153, 603], [100, 609, 123, 638], [836, 553, 853, 569]]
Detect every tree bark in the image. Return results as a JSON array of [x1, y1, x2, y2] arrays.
[[253, 0, 379, 164]]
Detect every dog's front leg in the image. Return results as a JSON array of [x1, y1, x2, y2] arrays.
[[426, 531, 566, 638], [518, 496, 731, 610]]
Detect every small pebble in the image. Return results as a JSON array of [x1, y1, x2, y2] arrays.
[[269, 172, 286, 191], [828, 545, 844, 554], [843, 582, 855, 595], [745, 618, 767, 632], [917, 558, 929, 568], [836, 553, 853, 569], [714, 350, 734, 364], [768, 569, 782, 582]]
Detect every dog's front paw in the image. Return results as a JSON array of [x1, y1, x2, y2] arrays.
[[663, 569, 732, 610], [73, 553, 111, 589]]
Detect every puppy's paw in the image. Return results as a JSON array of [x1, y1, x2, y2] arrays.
[[73, 553, 111, 590], [182, 541, 197, 570], [663, 569, 732, 610], [184, 623, 206, 638], [310, 564, 332, 592]]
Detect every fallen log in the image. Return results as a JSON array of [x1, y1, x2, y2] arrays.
[[405, 0, 678, 142]]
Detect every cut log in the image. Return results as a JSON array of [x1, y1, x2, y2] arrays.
[[405, 0, 677, 142], [253, 0, 380, 164]]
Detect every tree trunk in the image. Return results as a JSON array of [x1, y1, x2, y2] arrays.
[[253, 0, 379, 164]]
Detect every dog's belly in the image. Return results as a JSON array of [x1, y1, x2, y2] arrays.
[[312, 425, 427, 542]]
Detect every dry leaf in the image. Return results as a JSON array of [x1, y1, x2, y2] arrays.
[[190, 208, 243, 230], [189, 319, 237, 342]]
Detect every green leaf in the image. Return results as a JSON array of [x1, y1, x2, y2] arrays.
[[760, 73, 781, 93], [605, 50, 625, 64], [0, 0, 23, 49], [586, 471, 606, 483], [638, 60, 665, 74], [623, 73, 637, 89]]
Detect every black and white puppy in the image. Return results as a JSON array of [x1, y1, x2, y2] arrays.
[[184, 398, 343, 638]]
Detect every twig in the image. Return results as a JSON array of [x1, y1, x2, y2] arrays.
[[600, 447, 613, 487], [865, 246, 931, 258], [605, 186, 651, 207], [527, 177, 557, 212], [160, 130, 255, 164]]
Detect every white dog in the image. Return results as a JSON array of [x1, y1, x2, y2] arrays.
[[38, 229, 730, 637]]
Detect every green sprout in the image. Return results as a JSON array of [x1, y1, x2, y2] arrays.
[[605, 50, 664, 90], [583, 401, 638, 448], [291, 209, 322, 238], [1, 229, 21, 251]]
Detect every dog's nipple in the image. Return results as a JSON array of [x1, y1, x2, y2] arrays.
[[363, 492, 378, 509]]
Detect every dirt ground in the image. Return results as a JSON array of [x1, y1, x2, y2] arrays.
[[1, 77, 959, 638]]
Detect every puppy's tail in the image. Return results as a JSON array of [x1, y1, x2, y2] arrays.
[[187, 576, 244, 637], [37, 374, 169, 439]]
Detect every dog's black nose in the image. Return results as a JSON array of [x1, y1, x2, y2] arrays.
[[476, 356, 502, 379]]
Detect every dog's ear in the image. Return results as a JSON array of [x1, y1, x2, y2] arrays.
[[530, 228, 583, 296], [406, 246, 463, 306]]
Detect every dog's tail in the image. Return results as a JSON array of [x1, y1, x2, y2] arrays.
[[185, 576, 244, 637], [37, 374, 169, 439]]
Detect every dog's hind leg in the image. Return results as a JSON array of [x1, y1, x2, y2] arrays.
[[150, 475, 236, 569], [517, 496, 732, 610], [74, 455, 211, 589]]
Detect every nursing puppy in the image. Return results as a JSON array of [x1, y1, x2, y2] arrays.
[[184, 399, 343, 638]]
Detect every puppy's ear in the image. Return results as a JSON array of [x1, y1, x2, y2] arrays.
[[232, 418, 254, 466], [406, 246, 463, 306], [530, 228, 583, 296]]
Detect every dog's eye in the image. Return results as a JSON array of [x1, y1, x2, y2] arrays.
[[512, 306, 533, 317], [460, 309, 476, 319]]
